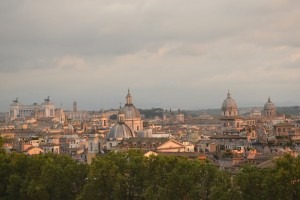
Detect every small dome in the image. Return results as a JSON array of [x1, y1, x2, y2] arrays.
[[222, 91, 238, 112], [264, 97, 275, 111], [107, 122, 135, 141]]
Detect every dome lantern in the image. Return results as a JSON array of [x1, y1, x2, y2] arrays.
[[126, 89, 133, 105]]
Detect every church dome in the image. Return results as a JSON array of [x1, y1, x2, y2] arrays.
[[122, 105, 141, 119], [264, 97, 276, 117], [107, 122, 135, 141], [222, 91, 238, 112], [264, 97, 275, 111], [121, 90, 141, 119]]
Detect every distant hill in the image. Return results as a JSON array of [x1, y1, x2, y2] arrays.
[[276, 106, 300, 116], [185, 106, 300, 118]]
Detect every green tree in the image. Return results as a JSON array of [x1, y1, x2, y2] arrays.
[[78, 150, 146, 200], [0, 137, 4, 154], [164, 158, 197, 200], [210, 171, 239, 200], [3, 153, 30, 200], [267, 154, 300, 200], [235, 165, 269, 200], [143, 155, 223, 200], [143, 155, 180, 199], [0, 153, 11, 198], [35, 154, 88, 200], [191, 160, 219, 200], [1, 153, 88, 200]]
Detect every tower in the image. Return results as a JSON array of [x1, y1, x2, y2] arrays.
[[73, 101, 77, 112]]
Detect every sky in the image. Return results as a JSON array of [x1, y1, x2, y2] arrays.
[[1, 0, 300, 112]]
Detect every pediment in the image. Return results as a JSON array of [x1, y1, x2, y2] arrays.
[[157, 140, 184, 150]]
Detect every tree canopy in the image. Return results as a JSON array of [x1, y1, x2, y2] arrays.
[[0, 143, 299, 200]]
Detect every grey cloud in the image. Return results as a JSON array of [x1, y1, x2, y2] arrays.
[[0, 0, 300, 111]]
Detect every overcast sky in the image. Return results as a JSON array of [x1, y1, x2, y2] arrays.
[[1, 0, 300, 111]]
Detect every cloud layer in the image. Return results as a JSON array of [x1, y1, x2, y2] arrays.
[[1, 0, 300, 111]]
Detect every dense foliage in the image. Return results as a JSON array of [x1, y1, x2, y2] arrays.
[[0, 146, 299, 200], [0, 152, 88, 200]]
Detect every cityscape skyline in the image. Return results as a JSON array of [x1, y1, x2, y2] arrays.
[[2, 90, 299, 113], [1, 1, 300, 112]]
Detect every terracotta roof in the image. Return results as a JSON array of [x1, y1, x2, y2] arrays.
[[256, 159, 275, 168], [210, 135, 247, 139], [274, 122, 294, 127], [157, 152, 205, 158]]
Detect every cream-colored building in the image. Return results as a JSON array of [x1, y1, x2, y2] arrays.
[[250, 108, 261, 118], [9, 97, 56, 120], [156, 140, 186, 152], [99, 113, 109, 128], [176, 111, 185, 123], [24, 147, 44, 155], [42, 144, 60, 154], [87, 131, 103, 164], [65, 111, 89, 121]]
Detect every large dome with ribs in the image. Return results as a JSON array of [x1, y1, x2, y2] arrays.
[[264, 97, 275, 111], [107, 122, 134, 140], [222, 91, 238, 112]]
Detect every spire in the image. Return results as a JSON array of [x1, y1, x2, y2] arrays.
[[118, 103, 125, 123], [126, 89, 133, 105], [268, 96, 271, 102], [227, 90, 231, 98]]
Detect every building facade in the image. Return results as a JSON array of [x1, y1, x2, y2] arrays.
[[9, 97, 56, 121]]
